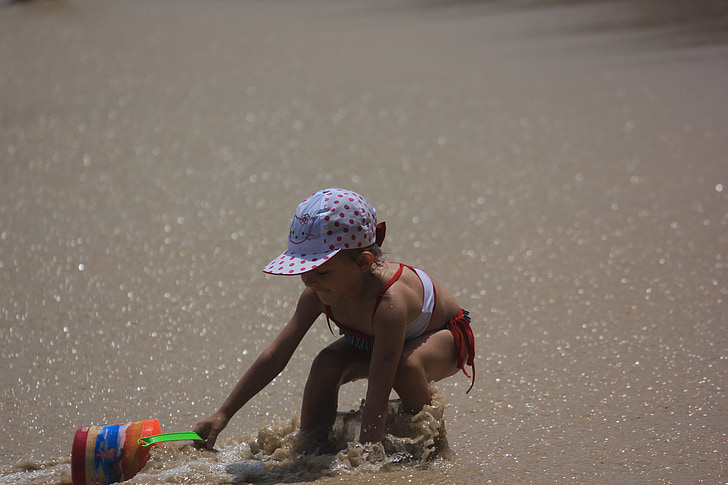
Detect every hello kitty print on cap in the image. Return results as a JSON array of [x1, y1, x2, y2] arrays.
[[264, 188, 381, 275]]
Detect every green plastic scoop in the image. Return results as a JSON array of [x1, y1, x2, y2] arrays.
[[137, 431, 203, 447]]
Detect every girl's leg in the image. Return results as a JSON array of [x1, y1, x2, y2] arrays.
[[392, 329, 463, 414], [300, 338, 370, 439]]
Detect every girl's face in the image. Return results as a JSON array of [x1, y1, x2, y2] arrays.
[[299, 253, 365, 305]]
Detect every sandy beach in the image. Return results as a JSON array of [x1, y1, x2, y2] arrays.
[[1, 0, 727, 483]]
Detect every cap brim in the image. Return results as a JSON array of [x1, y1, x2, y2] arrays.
[[263, 248, 341, 275]]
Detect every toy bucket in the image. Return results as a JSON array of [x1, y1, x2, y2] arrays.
[[71, 419, 202, 485]]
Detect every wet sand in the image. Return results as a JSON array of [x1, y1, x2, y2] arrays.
[[1, 0, 727, 483]]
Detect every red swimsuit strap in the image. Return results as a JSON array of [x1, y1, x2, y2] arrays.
[[371, 263, 408, 324]]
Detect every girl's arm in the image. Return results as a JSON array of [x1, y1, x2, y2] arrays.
[[194, 288, 322, 448], [358, 301, 408, 444]]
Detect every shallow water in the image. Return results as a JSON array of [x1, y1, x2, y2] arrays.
[[1, 0, 727, 483]]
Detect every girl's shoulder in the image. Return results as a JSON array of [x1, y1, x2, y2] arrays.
[[374, 262, 426, 318], [378, 262, 459, 320]]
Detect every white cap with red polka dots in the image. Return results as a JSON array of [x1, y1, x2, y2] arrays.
[[263, 188, 379, 275]]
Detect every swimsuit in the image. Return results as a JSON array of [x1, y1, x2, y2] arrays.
[[448, 308, 476, 393], [325, 263, 476, 393]]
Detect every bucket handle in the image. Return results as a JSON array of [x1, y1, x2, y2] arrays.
[[137, 432, 203, 447]]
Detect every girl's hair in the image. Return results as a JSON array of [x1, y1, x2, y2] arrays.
[[341, 244, 386, 270]]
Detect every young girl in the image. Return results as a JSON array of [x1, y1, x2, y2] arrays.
[[194, 188, 475, 449]]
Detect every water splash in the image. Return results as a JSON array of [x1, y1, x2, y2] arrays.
[[128, 385, 449, 483]]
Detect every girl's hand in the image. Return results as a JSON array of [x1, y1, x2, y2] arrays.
[[193, 411, 229, 449]]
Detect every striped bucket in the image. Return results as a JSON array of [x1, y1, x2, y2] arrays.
[[71, 419, 161, 485]]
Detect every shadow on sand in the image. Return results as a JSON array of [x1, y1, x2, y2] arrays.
[[377, 0, 728, 49]]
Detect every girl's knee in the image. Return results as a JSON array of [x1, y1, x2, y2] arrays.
[[309, 347, 345, 380], [308, 344, 367, 386], [393, 354, 426, 388]]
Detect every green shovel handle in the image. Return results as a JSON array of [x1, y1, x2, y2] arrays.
[[137, 432, 204, 447]]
